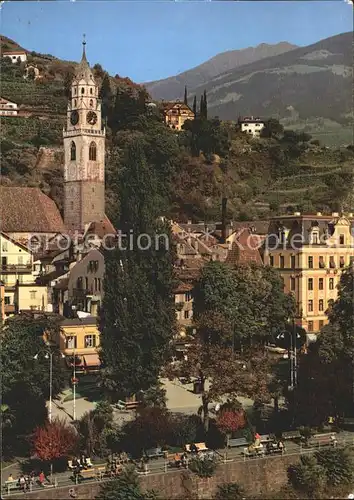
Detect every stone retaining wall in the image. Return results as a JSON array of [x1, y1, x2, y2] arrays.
[[7, 453, 299, 499]]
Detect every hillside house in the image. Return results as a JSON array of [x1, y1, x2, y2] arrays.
[[163, 101, 195, 131], [0, 98, 18, 116], [239, 116, 265, 137], [2, 50, 27, 63]]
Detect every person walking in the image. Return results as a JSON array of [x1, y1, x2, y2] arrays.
[[38, 471, 45, 487], [19, 475, 26, 491]]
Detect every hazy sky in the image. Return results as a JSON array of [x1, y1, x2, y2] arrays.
[[1, 1, 352, 83]]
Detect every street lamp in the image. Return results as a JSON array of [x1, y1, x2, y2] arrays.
[[34, 347, 65, 482], [277, 328, 301, 390]]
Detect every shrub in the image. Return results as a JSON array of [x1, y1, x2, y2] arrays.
[[288, 455, 326, 498], [189, 456, 217, 478], [298, 426, 313, 444], [95, 465, 158, 500], [214, 482, 245, 499], [315, 447, 353, 487], [169, 414, 200, 448]]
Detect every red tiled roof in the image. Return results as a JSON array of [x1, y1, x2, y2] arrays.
[[225, 228, 263, 267], [2, 50, 27, 55], [85, 216, 116, 238], [0, 187, 65, 234], [174, 282, 193, 294]]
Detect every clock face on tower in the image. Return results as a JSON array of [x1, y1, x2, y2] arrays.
[[86, 111, 97, 125], [70, 110, 79, 126]]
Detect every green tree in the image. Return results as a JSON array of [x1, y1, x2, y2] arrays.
[[96, 465, 158, 500], [167, 342, 273, 430], [1, 316, 67, 457], [203, 89, 208, 119], [184, 85, 188, 105], [99, 140, 176, 400], [288, 455, 326, 498], [182, 118, 229, 158], [260, 118, 284, 139], [193, 261, 295, 348], [192, 95, 197, 116], [316, 448, 353, 487], [76, 401, 116, 457], [199, 94, 204, 119], [121, 407, 171, 457], [139, 383, 167, 409], [293, 267, 354, 425], [99, 73, 112, 121], [63, 70, 74, 100]]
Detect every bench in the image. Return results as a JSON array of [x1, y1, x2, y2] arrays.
[[78, 468, 96, 481], [227, 437, 249, 448], [145, 447, 165, 459], [4, 481, 21, 494], [307, 433, 337, 448], [185, 442, 208, 453], [341, 417, 354, 427], [259, 434, 271, 443], [282, 430, 301, 441]]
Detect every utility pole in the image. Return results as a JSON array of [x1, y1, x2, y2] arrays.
[[73, 348, 76, 421]]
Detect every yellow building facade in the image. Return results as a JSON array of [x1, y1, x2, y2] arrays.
[[0, 232, 42, 316], [163, 102, 195, 131], [58, 316, 100, 372], [264, 213, 354, 334]]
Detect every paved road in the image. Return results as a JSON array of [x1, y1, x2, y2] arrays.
[[51, 378, 256, 423]]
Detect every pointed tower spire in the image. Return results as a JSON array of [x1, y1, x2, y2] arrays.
[[82, 33, 87, 62], [74, 33, 94, 83]]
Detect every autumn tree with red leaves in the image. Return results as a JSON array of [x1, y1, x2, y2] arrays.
[[216, 410, 246, 436], [32, 417, 78, 462]]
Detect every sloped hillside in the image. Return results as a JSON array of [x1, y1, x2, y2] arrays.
[[147, 32, 353, 146], [1, 35, 353, 223]]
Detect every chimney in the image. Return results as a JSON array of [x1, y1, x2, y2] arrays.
[[221, 197, 227, 244]]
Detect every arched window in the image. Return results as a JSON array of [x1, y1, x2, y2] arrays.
[[90, 88, 93, 95], [70, 141, 76, 161], [73, 87, 76, 96], [81, 87, 85, 95], [73, 99, 77, 107], [89, 99, 93, 108], [89, 141, 97, 161]]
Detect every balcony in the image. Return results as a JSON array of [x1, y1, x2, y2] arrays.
[[0, 264, 32, 273], [63, 128, 105, 138]]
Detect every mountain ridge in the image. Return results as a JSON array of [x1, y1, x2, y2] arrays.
[[146, 41, 298, 100]]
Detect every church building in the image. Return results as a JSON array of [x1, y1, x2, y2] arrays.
[[63, 39, 106, 232]]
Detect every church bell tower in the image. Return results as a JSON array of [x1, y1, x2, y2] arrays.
[[63, 37, 105, 231]]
